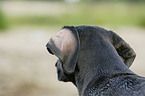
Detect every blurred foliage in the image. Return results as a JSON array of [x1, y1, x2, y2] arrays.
[[139, 17, 145, 27], [0, 9, 8, 31], [7, 2, 145, 28]]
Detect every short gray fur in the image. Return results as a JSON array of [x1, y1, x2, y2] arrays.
[[46, 26, 145, 96]]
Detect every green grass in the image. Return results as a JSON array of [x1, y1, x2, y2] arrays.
[[5, 2, 145, 28], [0, 9, 8, 30]]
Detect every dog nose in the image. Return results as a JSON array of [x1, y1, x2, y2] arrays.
[[46, 43, 54, 55]]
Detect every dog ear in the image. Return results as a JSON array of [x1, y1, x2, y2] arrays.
[[46, 26, 80, 74], [108, 31, 136, 68]]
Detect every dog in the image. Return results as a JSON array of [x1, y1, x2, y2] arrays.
[[46, 26, 145, 96]]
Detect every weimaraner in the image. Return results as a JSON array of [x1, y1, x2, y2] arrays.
[[46, 26, 145, 96]]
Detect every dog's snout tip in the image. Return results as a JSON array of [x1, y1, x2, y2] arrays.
[[46, 43, 54, 55]]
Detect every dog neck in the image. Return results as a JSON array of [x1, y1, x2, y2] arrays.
[[75, 41, 134, 96]]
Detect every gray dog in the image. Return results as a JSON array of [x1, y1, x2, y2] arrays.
[[46, 26, 145, 96]]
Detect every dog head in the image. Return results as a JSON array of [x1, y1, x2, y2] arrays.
[[46, 26, 136, 84]]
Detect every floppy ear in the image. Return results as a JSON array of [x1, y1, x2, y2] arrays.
[[108, 31, 136, 68], [46, 26, 80, 74]]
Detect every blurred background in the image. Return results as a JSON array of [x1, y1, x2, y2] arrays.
[[0, 0, 145, 96]]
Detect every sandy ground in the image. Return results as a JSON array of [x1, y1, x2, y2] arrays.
[[0, 26, 145, 96]]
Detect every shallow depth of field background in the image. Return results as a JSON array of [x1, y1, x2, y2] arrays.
[[0, 0, 145, 96]]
